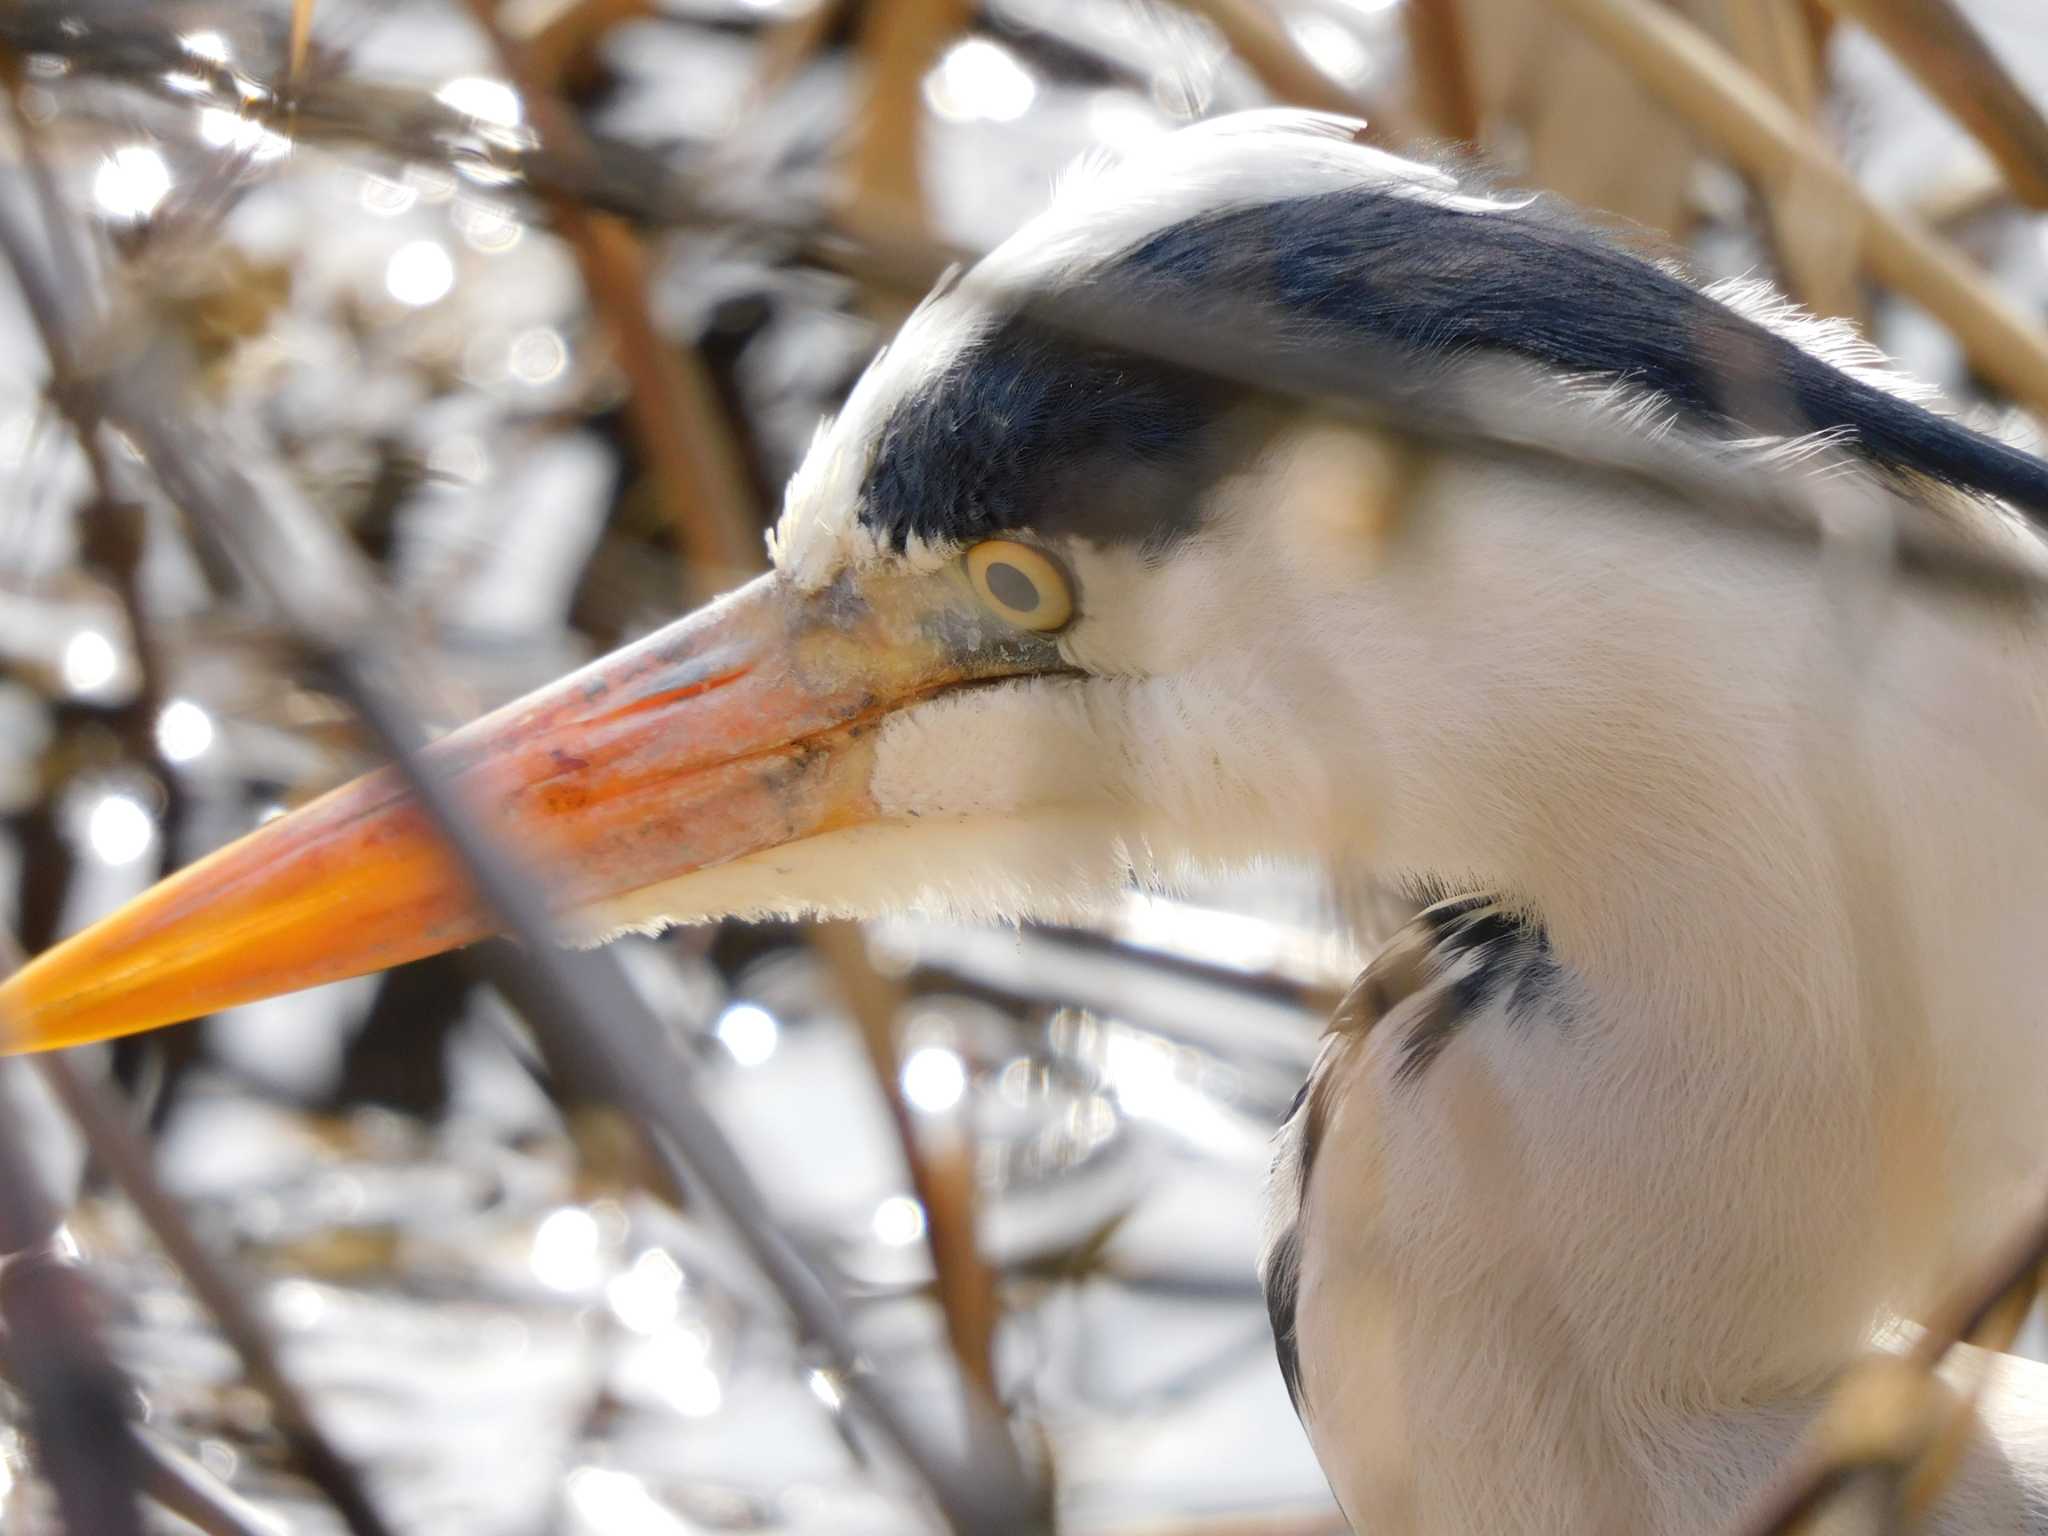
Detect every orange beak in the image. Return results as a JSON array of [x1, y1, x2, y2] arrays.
[[0, 567, 1062, 1054]]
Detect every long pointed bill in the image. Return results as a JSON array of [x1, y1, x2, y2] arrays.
[[1, 569, 1063, 1054]]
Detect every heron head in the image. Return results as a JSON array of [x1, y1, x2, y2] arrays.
[[13, 99, 2018, 1053], [1, 112, 1432, 1052]]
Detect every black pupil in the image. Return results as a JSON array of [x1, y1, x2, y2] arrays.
[[985, 560, 1040, 612]]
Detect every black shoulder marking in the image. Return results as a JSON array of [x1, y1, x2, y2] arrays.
[[1262, 1221, 1307, 1417], [858, 183, 2048, 554], [1377, 896, 1555, 1086], [1504, 938, 1563, 1028], [1281, 1071, 1313, 1128], [1329, 892, 1489, 1037], [1283, 1032, 1345, 1201], [1390, 990, 1464, 1086], [1268, 1034, 1352, 1422]]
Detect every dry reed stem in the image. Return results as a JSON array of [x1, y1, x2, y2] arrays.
[[1802, 0, 1835, 53], [0, 74, 210, 932], [1912, 160, 2006, 230], [1178, 0, 1410, 146], [812, 922, 1004, 1403], [457, 0, 764, 595], [1546, 0, 2048, 421], [848, 0, 969, 243], [1719, 0, 1864, 322], [0, 1225, 150, 1536], [7, 12, 2041, 1536], [137, 1433, 302, 1536], [523, 0, 652, 91], [1908, 1194, 2048, 1373], [588, 213, 767, 590], [39, 1055, 401, 1536], [1402, 0, 1479, 144], [0, 938, 147, 1536], [1731, 1192, 2048, 1536], [1818, 0, 2048, 210], [1458, 0, 1700, 235], [745, 0, 851, 110], [288, 0, 317, 89], [1721, 0, 1822, 117]]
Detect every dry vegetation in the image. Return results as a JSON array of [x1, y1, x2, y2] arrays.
[[0, 1, 2044, 1534]]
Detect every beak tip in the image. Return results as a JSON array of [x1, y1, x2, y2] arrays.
[[0, 943, 166, 1056], [0, 958, 84, 1056], [0, 571, 949, 1057]]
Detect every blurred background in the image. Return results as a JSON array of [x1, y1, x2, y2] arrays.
[[1, 0, 2047, 1532]]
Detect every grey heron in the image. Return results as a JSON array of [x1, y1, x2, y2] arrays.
[[5, 111, 2048, 1532]]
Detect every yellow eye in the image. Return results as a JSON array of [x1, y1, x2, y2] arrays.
[[965, 539, 1075, 631]]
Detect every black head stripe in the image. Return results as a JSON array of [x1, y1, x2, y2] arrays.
[[860, 312, 1231, 554], [857, 182, 2048, 553], [1262, 1221, 1308, 1417], [1135, 190, 2048, 515]]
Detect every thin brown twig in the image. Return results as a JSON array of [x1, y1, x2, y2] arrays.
[[812, 922, 1003, 1401], [745, 0, 853, 110], [1907, 1192, 2048, 1372], [37, 1054, 400, 1536], [0, 935, 148, 1536], [523, 0, 651, 93], [846, 0, 968, 242], [135, 1432, 294, 1536], [1178, 0, 1412, 146], [1402, 0, 1479, 144], [0, 1226, 150, 1536], [288, 0, 318, 90], [0, 63, 123, 495], [455, 0, 764, 597]]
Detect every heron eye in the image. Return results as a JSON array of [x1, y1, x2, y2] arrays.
[[965, 540, 1074, 632]]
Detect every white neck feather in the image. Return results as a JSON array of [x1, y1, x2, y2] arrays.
[[1265, 438, 2048, 1530]]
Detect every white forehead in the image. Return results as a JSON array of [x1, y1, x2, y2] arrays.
[[767, 110, 1486, 590]]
